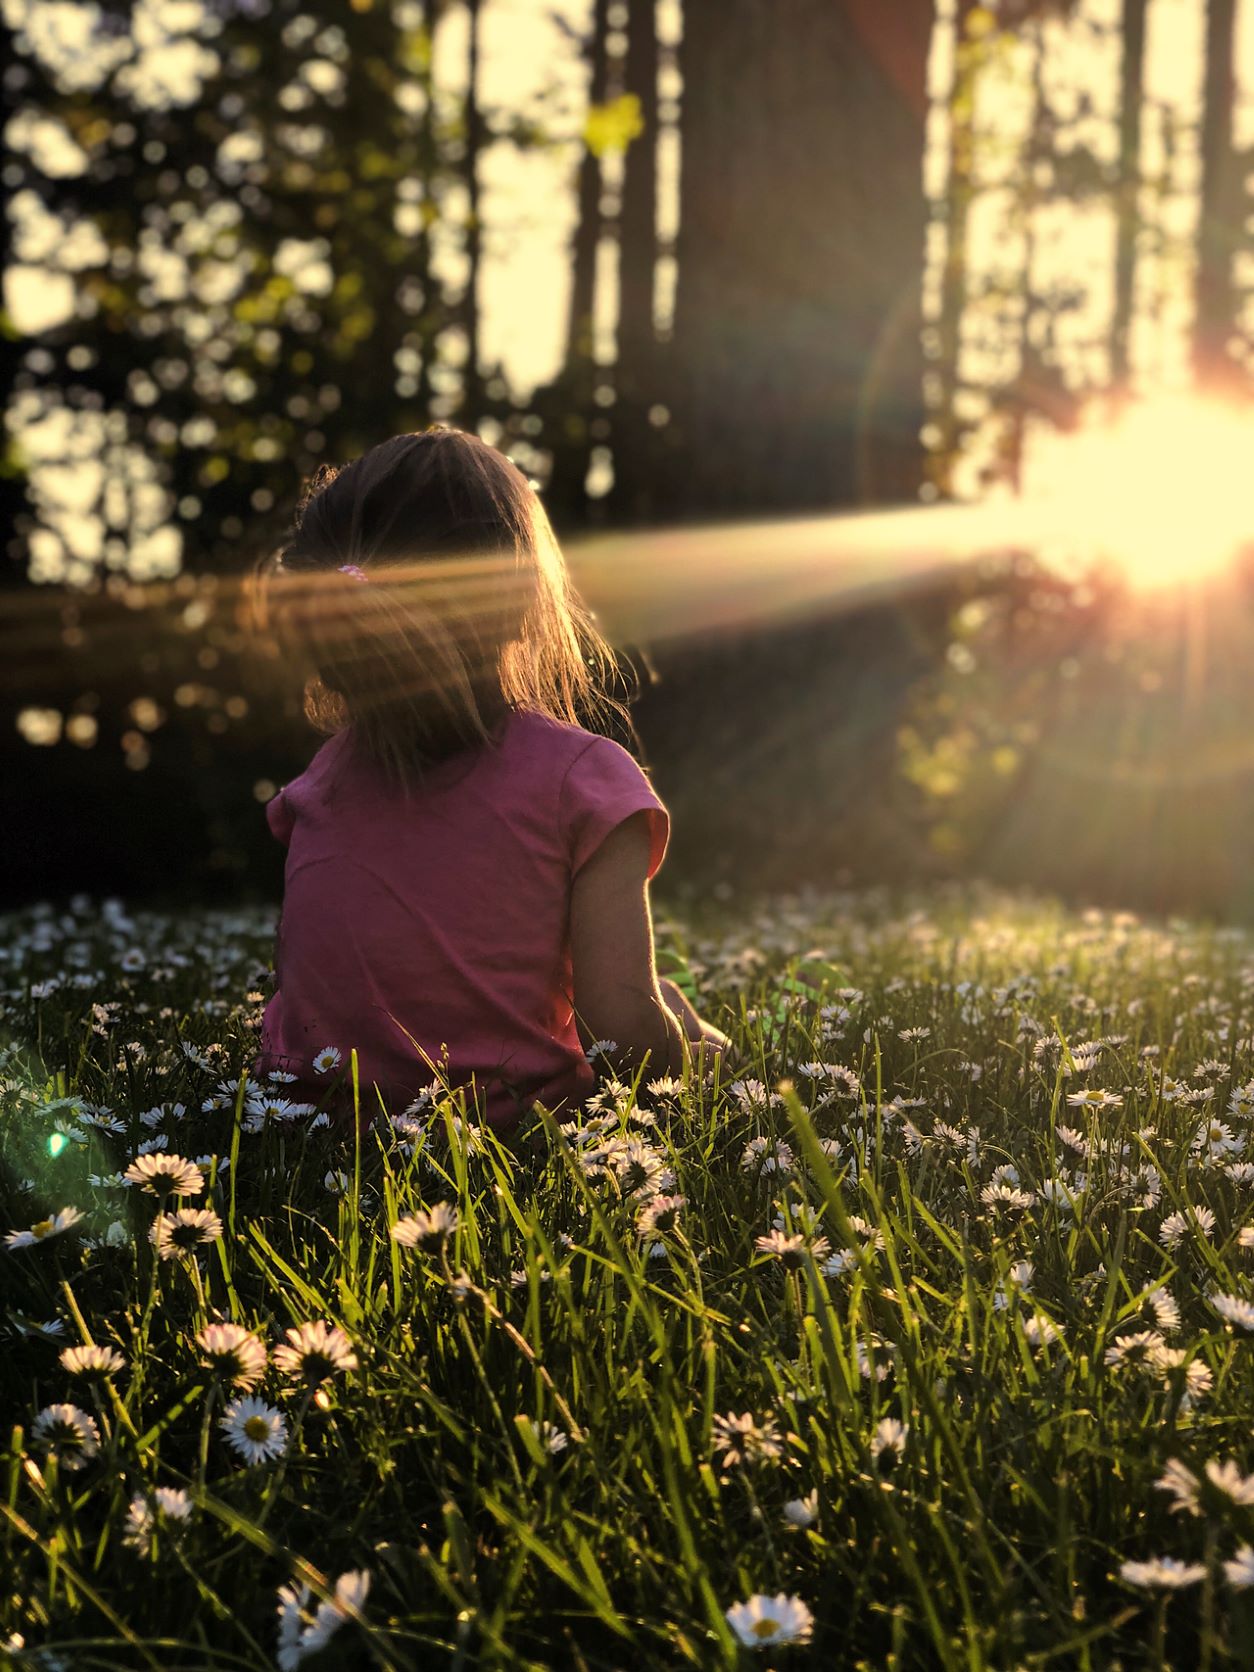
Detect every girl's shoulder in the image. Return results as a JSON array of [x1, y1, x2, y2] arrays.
[[510, 707, 609, 762], [511, 713, 656, 798]]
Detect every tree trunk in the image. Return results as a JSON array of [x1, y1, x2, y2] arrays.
[[931, 0, 979, 499], [1194, 0, 1241, 391], [538, 0, 612, 529], [0, 15, 30, 587], [654, 0, 935, 520], [1110, 0, 1148, 392], [460, 0, 485, 424], [606, 0, 661, 523], [415, 0, 440, 418]]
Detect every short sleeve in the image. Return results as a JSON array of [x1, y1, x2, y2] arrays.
[[265, 787, 295, 847], [559, 736, 670, 882]]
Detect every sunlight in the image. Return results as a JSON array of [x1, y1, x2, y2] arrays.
[[1012, 395, 1254, 591]]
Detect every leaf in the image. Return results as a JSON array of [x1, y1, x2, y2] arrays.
[[582, 93, 645, 158]]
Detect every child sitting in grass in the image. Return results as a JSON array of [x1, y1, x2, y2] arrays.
[[249, 424, 731, 1135]]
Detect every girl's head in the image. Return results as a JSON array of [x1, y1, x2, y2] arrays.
[[253, 425, 637, 791]]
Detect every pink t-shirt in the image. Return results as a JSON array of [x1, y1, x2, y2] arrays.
[[254, 706, 670, 1131]]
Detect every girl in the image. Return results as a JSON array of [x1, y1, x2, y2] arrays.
[[250, 425, 731, 1135]]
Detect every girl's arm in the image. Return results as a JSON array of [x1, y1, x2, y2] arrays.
[[570, 813, 728, 1082]]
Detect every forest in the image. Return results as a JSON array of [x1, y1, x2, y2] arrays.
[[4, 0, 1254, 914]]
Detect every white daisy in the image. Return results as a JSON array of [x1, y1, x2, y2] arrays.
[[5, 1206, 84, 1250], [710, 1411, 784, 1469], [150, 1208, 224, 1261], [754, 1229, 831, 1268], [219, 1395, 288, 1464], [59, 1343, 125, 1378], [123, 1153, 204, 1198], [1119, 1557, 1206, 1589], [1223, 1545, 1254, 1589], [1022, 1314, 1063, 1347], [870, 1417, 909, 1460], [636, 1194, 687, 1237], [390, 1203, 459, 1247], [1210, 1291, 1254, 1331], [122, 1487, 193, 1556], [31, 1403, 100, 1470], [311, 1045, 342, 1075], [1156, 1459, 1201, 1515], [725, 1592, 814, 1649], [272, 1321, 358, 1383], [196, 1322, 267, 1388], [276, 1568, 370, 1672], [782, 1491, 818, 1528]]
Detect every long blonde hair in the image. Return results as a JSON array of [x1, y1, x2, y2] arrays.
[[250, 425, 640, 794]]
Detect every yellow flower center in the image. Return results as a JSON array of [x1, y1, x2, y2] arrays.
[[32, 1219, 55, 1238], [751, 1619, 781, 1639], [243, 1416, 270, 1441]]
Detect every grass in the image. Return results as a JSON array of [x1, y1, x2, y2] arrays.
[[4, 882, 1254, 1669]]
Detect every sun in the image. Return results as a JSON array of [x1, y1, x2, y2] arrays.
[[1015, 394, 1254, 591]]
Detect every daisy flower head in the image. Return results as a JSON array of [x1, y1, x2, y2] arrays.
[[31, 1403, 100, 1471], [1023, 1314, 1063, 1348], [1155, 1458, 1202, 1516], [219, 1395, 288, 1464], [1205, 1459, 1254, 1508], [527, 1419, 569, 1455], [637, 1193, 687, 1237], [740, 1136, 795, 1175], [979, 1182, 1036, 1211], [122, 1487, 193, 1556], [710, 1410, 785, 1469], [1224, 1546, 1254, 1589], [197, 1322, 267, 1388], [150, 1208, 224, 1261], [311, 1045, 342, 1075], [1104, 1330, 1166, 1369], [59, 1343, 124, 1378], [782, 1490, 818, 1528], [1210, 1291, 1254, 1332], [725, 1592, 814, 1649], [390, 1203, 459, 1248], [1066, 1088, 1123, 1112], [754, 1229, 831, 1268], [1120, 1557, 1206, 1589], [123, 1153, 204, 1199], [870, 1417, 909, 1461], [5, 1206, 84, 1250], [277, 1568, 371, 1672], [273, 1320, 358, 1384], [610, 1137, 670, 1198]]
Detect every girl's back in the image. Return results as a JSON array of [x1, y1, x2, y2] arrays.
[[248, 423, 724, 1130], [256, 703, 668, 1129]]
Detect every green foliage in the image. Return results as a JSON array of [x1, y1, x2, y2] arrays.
[[581, 94, 645, 159], [5, 886, 1254, 1666]]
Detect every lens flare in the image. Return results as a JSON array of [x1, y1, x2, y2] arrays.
[[1010, 395, 1254, 592]]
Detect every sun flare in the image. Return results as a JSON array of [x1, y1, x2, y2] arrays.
[[1014, 395, 1254, 591]]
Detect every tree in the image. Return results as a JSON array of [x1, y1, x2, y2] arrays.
[[605, 0, 661, 524], [1110, 0, 1148, 392], [651, 0, 936, 519], [459, 0, 486, 424], [531, 0, 613, 530], [1194, 0, 1242, 392]]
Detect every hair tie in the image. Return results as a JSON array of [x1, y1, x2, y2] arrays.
[[338, 564, 369, 582]]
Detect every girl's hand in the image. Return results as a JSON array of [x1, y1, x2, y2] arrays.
[[657, 977, 739, 1079]]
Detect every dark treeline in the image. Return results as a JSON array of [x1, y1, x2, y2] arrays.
[[4, 0, 1254, 915]]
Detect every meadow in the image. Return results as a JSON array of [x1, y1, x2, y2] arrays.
[[5, 884, 1254, 1670]]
